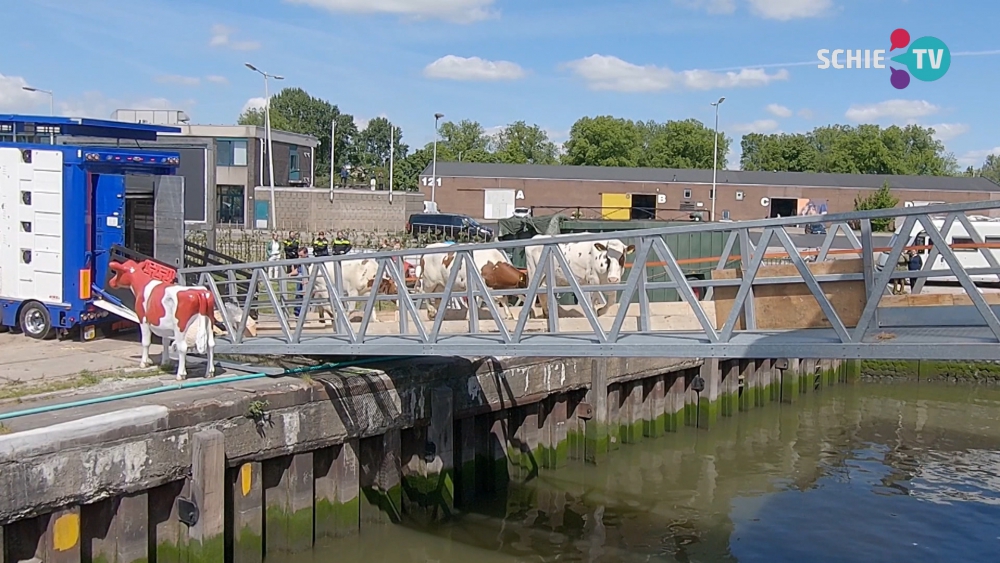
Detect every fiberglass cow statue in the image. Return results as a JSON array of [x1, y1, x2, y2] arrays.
[[524, 234, 635, 318], [313, 258, 399, 324], [108, 259, 216, 380], [417, 242, 528, 320]]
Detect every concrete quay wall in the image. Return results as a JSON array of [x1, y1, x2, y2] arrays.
[[0, 355, 856, 562]]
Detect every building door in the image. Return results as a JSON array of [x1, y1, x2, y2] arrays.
[[769, 198, 797, 218], [630, 194, 656, 220], [217, 185, 246, 227], [484, 189, 515, 219], [601, 193, 631, 220]]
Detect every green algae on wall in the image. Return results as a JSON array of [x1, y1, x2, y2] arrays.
[[315, 496, 360, 539], [155, 534, 224, 563], [861, 359, 1000, 383]]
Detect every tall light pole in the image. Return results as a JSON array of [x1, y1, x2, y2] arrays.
[[710, 96, 725, 222], [431, 112, 443, 204], [23, 86, 54, 143], [245, 63, 283, 230]]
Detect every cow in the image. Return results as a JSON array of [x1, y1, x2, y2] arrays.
[[417, 243, 528, 320], [524, 234, 635, 318], [313, 258, 399, 325], [108, 260, 215, 380]]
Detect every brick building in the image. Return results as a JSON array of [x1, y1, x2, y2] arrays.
[[254, 187, 425, 233], [418, 162, 1000, 222]]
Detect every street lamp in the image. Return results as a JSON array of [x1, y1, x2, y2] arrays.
[[432, 112, 444, 204], [710, 96, 725, 222], [245, 63, 284, 230], [22, 86, 54, 143]]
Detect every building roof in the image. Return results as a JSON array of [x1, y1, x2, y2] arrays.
[[420, 161, 1000, 192]]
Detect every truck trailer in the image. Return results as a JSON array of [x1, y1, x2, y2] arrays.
[[0, 115, 184, 340]]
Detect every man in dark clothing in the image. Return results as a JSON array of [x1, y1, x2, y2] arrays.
[[332, 232, 352, 255], [291, 247, 310, 318], [283, 231, 300, 260], [908, 250, 923, 292], [312, 231, 330, 257]]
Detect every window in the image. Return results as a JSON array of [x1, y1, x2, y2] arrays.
[[736, 191, 745, 201], [952, 237, 976, 252], [216, 139, 248, 166], [216, 185, 245, 226], [288, 145, 300, 181], [683, 189, 692, 199]]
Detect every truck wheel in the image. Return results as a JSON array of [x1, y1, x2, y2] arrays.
[[19, 302, 54, 340]]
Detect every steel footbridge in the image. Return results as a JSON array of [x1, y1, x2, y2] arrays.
[[179, 201, 1000, 360]]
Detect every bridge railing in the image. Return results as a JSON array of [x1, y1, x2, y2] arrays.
[[178, 200, 1000, 352]]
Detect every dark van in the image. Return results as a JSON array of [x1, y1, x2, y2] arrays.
[[406, 213, 494, 241]]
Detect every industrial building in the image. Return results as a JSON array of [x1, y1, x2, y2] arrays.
[[418, 162, 1000, 222]]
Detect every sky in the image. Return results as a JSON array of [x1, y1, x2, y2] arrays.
[[1, 0, 998, 169]]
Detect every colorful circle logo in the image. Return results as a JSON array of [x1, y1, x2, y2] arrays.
[[888, 28, 950, 89]]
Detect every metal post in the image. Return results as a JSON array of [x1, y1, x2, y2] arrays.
[[710, 96, 725, 222], [389, 124, 395, 204], [245, 63, 283, 230], [329, 119, 336, 203], [432, 113, 443, 204]]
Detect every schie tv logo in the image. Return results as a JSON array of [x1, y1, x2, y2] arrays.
[[817, 28, 950, 89]]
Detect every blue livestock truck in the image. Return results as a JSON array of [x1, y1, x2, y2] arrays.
[[0, 115, 183, 340]]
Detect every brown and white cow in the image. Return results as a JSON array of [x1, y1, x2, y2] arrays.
[[417, 243, 528, 320], [313, 258, 398, 324], [109, 259, 216, 380], [524, 234, 635, 318]]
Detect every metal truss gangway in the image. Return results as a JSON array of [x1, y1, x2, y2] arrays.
[[180, 200, 1000, 360]]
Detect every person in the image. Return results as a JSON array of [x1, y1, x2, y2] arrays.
[[332, 232, 352, 255], [893, 250, 908, 294], [313, 231, 330, 257], [283, 231, 300, 262], [291, 247, 310, 318], [266, 232, 282, 278], [908, 249, 923, 292]]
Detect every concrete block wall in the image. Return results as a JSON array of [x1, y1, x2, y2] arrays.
[[0, 355, 858, 561], [255, 187, 425, 233]]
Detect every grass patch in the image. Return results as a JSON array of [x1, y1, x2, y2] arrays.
[[0, 367, 162, 401], [0, 423, 10, 435]]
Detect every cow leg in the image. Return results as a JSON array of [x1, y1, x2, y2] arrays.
[[205, 317, 216, 377], [496, 295, 515, 320], [596, 290, 616, 316], [175, 337, 189, 380], [139, 323, 153, 368]]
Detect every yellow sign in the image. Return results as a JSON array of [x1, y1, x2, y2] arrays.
[[601, 193, 631, 220], [53, 512, 80, 552], [241, 463, 253, 496]]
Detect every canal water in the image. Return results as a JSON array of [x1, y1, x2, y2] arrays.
[[304, 383, 1000, 562]]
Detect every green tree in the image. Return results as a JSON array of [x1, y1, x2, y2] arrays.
[[854, 180, 899, 231], [491, 121, 559, 164], [740, 133, 819, 172], [965, 154, 1000, 184], [352, 117, 408, 169], [639, 119, 728, 169], [238, 87, 357, 183], [562, 116, 643, 167], [437, 119, 491, 156]]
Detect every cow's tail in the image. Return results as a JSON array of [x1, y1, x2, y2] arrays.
[[194, 290, 215, 355]]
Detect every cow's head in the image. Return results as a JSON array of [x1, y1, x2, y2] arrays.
[[366, 276, 398, 295], [108, 259, 141, 290], [593, 241, 636, 284]]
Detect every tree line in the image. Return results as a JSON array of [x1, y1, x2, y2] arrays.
[[239, 87, 997, 192]]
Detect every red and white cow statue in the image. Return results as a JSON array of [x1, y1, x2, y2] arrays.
[[108, 259, 216, 380]]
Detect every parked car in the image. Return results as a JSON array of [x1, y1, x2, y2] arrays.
[[804, 222, 827, 235], [406, 213, 494, 241], [512, 207, 531, 218]]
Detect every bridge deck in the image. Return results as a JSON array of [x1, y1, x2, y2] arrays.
[[180, 201, 1000, 360]]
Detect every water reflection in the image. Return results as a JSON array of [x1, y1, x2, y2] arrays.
[[303, 383, 1000, 562]]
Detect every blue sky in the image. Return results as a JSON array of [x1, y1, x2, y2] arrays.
[[1, 0, 998, 168]]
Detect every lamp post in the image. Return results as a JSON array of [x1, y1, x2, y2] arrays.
[[245, 63, 283, 230], [431, 112, 443, 204], [22, 86, 54, 143], [710, 96, 725, 222]]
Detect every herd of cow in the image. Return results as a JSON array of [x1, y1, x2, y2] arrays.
[[107, 235, 636, 381]]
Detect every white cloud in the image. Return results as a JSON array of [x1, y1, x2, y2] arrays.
[[0, 73, 50, 113], [844, 99, 940, 122], [928, 123, 969, 142], [424, 55, 526, 81], [798, 108, 814, 118], [208, 24, 260, 50], [958, 147, 1000, 168], [732, 119, 781, 134], [206, 75, 229, 85], [675, 0, 737, 14], [766, 103, 792, 118], [564, 55, 788, 92], [155, 74, 201, 86], [284, 0, 497, 23], [746, 0, 833, 20], [58, 92, 177, 119], [354, 113, 388, 130], [242, 97, 268, 113]]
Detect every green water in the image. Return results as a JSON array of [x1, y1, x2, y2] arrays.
[[297, 382, 1000, 562]]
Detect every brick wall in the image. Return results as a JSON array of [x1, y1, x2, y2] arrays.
[[254, 187, 425, 232]]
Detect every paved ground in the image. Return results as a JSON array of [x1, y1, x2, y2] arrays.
[[0, 330, 163, 387]]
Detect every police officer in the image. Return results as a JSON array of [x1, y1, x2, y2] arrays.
[[312, 231, 330, 257], [332, 232, 352, 255]]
